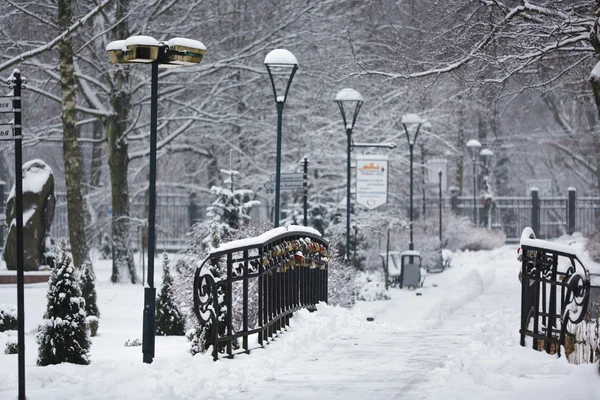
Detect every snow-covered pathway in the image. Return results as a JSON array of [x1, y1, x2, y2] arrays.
[[235, 248, 508, 399]]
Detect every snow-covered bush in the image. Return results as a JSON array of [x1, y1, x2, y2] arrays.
[[124, 338, 141, 347], [156, 253, 185, 336], [4, 341, 17, 355], [0, 305, 17, 332], [186, 326, 205, 356], [327, 257, 359, 308], [37, 238, 91, 366], [86, 316, 99, 337], [442, 213, 505, 251], [356, 271, 390, 302], [80, 260, 99, 318], [585, 231, 600, 263]]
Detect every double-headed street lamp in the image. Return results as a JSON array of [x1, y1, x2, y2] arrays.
[[401, 113, 427, 252], [466, 139, 482, 226], [264, 49, 298, 227], [335, 88, 364, 260], [107, 35, 206, 364]]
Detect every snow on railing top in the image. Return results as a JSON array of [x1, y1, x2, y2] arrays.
[[209, 225, 322, 254], [519, 227, 576, 256]]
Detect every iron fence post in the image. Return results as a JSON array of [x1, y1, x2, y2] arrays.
[[568, 187, 576, 235], [531, 188, 540, 237]]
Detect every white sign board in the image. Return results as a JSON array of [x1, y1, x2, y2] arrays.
[[426, 159, 447, 192], [0, 97, 12, 113], [356, 155, 388, 210], [526, 179, 552, 196], [0, 124, 14, 140]]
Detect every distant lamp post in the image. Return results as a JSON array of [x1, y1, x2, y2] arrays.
[[335, 88, 364, 260], [264, 49, 298, 227], [106, 35, 206, 364], [401, 113, 427, 251], [480, 148, 493, 176], [479, 148, 494, 228], [466, 139, 482, 225]]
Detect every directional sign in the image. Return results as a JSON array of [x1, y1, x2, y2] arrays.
[[269, 173, 303, 182], [0, 97, 12, 113], [0, 124, 14, 140], [264, 180, 303, 190]]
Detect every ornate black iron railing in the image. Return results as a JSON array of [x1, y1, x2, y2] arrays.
[[519, 227, 590, 357], [193, 226, 330, 361]]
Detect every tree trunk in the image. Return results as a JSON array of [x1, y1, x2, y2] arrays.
[[107, 0, 138, 283], [58, 0, 89, 268], [89, 118, 103, 190]]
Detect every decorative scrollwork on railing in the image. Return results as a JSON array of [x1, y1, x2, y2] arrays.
[[193, 263, 218, 326], [562, 270, 589, 325]]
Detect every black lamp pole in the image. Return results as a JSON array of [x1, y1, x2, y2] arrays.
[[265, 50, 298, 227], [142, 59, 159, 365], [402, 120, 423, 251], [335, 88, 363, 260], [466, 139, 481, 226], [106, 37, 206, 365]]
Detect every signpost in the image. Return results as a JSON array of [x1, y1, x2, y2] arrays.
[[356, 155, 389, 210], [4, 69, 26, 400]]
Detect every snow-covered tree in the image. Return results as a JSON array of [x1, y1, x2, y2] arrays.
[[37, 238, 90, 366], [80, 260, 99, 318], [156, 253, 185, 336]]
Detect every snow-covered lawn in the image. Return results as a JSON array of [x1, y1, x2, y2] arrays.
[[0, 236, 599, 399]]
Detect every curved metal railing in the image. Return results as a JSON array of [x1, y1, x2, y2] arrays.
[[193, 226, 330, 360]]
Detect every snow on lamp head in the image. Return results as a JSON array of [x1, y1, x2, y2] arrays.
[[335, 88, 364, 131], [264, 49, 298, 104], [466, 139, 482, 161], [401, 113, 427, 145]]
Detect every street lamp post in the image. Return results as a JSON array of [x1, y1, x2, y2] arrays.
[[401, 114, 427, 252], [335, 88, 364, 260], [264, 49, 298, 227], [106, 35, 206, 364], [479, 148, 494, 228], [466, 139, 482, 226]]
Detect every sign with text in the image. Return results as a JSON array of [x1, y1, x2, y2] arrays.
[[0, 124, 14, 140], [0, 97, 12, 113], [269, 173, 303, 182], [264, 180, 303, 191], [356, 155, 388, 210]]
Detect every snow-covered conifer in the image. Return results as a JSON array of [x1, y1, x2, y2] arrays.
[[37, 238, 90, 366], [156, 253, 185, 336], [80, 260, 99, 318]]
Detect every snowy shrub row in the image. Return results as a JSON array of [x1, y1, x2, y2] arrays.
[[585, 231, 600, 262], [0, 305, 18, 332]]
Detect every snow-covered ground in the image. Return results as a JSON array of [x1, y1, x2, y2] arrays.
[[0, 235, 599, 399]]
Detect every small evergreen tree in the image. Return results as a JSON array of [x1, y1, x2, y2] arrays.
[[37, 238, 91, 366], [156, 253, 185, 336], [80, 260, 100, 318]]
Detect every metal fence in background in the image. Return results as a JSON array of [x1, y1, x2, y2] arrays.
[[46, 192, 271, 252], [2, 186, 600, 251]]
